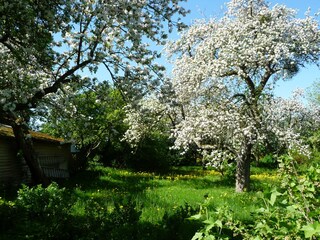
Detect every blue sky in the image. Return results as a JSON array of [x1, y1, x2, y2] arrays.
[[162, 0, 320, 98]]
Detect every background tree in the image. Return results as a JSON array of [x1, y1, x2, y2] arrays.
[[307, 81, 320, 160], [308, 80, 320, 105], [0, 0, 188, 184], [124, 95, 185, 171], [42, 82, 128, 169]]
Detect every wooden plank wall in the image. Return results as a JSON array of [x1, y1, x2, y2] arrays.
[[0, 138, 72, 183], [0, 138, 22, 184]]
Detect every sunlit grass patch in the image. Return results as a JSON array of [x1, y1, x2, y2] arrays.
[[251, 173, 278, 181]]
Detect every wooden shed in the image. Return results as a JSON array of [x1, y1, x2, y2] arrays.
[[0, 124, 72, 184]]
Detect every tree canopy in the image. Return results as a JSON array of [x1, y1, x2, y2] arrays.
[[0, 0, 188, 184]]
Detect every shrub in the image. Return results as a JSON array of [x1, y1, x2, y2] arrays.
[[15, 182, 73, 239], [13, 182, 143, 239], [108, 197, 142, 239], [16, 182, 70, 218]]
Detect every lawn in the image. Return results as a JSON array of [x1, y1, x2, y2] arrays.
[[68, 165, 276, 221], [0, 165, 278, 240]]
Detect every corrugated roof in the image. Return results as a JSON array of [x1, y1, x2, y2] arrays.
[[0, 124, 64, 143]]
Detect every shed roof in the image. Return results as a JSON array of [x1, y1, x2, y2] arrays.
[[0, 124, 65, 143]]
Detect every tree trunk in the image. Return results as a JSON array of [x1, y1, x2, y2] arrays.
[[235, 143, 252, 192], [11, 119, 50, 186]]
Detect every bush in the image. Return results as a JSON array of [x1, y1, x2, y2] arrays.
[[15, 182, 73, 239], [4, 183, 142, 239], [70, 196, 141, 239], [16, 182, 70, 218], [109, 197, 142, 239]]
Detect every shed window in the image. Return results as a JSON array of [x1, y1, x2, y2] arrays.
[[38, 156, 64, 168]]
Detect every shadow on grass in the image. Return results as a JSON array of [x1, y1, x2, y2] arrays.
[[137, 218, 201, 240], [63, 169, 156, 194]]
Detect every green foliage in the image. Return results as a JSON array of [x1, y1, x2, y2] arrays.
[[16, 182, 69, 217], [128, 133, 174, 172], [0, 0, 67, 65], [43, 84, 130, 168], [109, 197, 141, 239], [220, 162, 236, 184], [191, 155, 320, 239], [127, 130, 198, 172], [15, 182, 73, 239], [70, 196, 141, 239], [189, 198, 242, 240], [310, 130, 320, 149], [2, 182, 142, 239], [257, 154, 278, 168], [301, 221, 320, 238]]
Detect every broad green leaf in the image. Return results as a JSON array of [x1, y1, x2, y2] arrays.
[[286, 205, 297, 213], [190, 213, 203, 220], [191, 232, 204, 240], [215, 220, 223, 229], [269, 190, 282, 206], [301, 221, 320, 238]]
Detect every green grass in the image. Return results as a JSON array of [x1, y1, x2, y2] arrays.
[[64, 165, 277, 222], [0, 165, 278, 239]]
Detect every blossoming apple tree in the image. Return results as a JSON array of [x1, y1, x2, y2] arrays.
[[125, 0, 320, 192], [168, 0, 320, 192], [0, 0, 188, 185]]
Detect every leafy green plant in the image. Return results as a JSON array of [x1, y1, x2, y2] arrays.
[[109, 197, 142, 239], [189, 198, 242, 240], [16, 182, 70, 218], [191, 155, 320, 239], [72, 196, 142, 239]]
